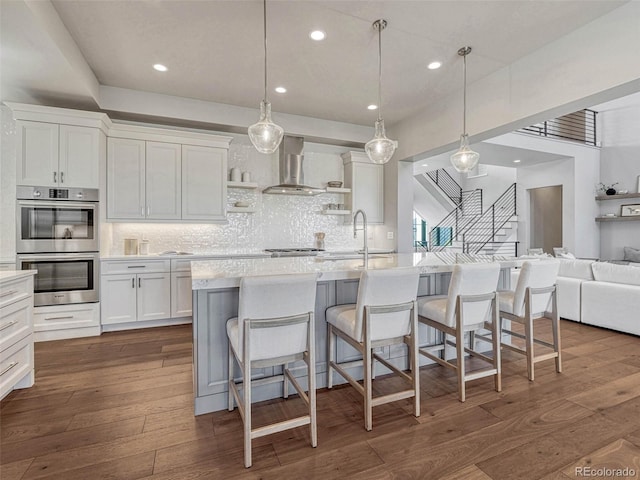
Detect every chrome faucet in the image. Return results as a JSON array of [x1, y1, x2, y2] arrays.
[[353, 209, 368, 266]]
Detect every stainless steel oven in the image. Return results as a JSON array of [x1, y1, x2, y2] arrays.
[[17, 253, 99, 306], [16, 186, 100, 307], [17, 186, 99, 253]]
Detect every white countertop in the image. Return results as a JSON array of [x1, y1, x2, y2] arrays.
[[191, 252, 521, 289], [0, 270, 37, 282], [102, 250, 271, 260]]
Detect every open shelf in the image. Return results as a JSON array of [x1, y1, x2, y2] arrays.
[[227, 181, 259, 190], [595, 192, 640, 201], [321, 209, 351, 215], [228, 207, 256, 213], [595, 216, 640, 222], [325, 187, 351, 194]]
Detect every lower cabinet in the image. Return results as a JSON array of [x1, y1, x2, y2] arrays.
[[171, 271, 193, 318], [101, 260, 172, 325]]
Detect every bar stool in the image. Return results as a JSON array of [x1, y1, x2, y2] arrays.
[[417, 263, 502, 402], [497, 260, 561, 381], [227, 273, 318, 468], [326, 267, 420, 431]]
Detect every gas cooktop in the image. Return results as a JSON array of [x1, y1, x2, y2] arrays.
[[264, 248, 325, 257]]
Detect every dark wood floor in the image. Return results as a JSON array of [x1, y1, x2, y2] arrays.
[[2, 320, 640, 479]]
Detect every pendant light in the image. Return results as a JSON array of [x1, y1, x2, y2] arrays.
[[450, 46, 479, 173], [365, 19, 397, 165], [248, 0, 284, 154]]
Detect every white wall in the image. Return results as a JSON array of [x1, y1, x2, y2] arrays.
[[105, 136, 363, 255], [460, 165, 517, 209], [597, 100, 640, 260], [0, 106, 17, 261]]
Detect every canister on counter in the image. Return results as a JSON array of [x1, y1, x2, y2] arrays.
[[124, 238, 139, 255]]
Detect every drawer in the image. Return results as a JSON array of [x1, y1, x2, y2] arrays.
[[34, 303, 100, 332], [0, 276, 32, 309], [0, 335, 34, 400], [102, 260, 170, 275], [0, 298, 32, 353], [171, 258, 195, 272]]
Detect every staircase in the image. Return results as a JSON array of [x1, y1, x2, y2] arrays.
[[429, 189, 483, 252], [425, 169, 463, 206], [462, 183, 518, 256]]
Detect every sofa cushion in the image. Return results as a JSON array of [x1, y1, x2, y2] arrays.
[[591, 262, 640, 286], [623, 246, 640, 263], [557, 258, 595, 280]]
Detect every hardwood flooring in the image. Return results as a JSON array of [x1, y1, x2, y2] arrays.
[[2, 320, 640, 479]]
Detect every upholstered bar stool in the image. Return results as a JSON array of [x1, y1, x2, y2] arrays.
[[326, 267, 420, 431], [417, 263, 502, 402], [227, 273, 318, 468], [496, 260, 561, 381]]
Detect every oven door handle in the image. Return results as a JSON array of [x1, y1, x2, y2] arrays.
[[17, 200, 98, 210], [18, 253, 99, 262]]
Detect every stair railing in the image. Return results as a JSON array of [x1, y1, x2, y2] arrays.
[[425, 168, 463, 205], [462, 183, 517, 254], [429, 189, 483, 252]]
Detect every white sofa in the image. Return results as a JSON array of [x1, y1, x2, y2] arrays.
[[582, 262, 640, 336], [555, 259, 595, 322]]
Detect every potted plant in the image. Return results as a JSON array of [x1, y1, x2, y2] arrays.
[[598, 182, 619, 196]]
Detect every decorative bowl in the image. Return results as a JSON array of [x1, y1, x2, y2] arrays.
[[327, 181, 343, 188]]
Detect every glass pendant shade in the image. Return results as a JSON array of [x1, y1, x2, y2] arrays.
[[248, 100, 284, 154], [365, 119, 397, 164], [450, 134, 479, 173]]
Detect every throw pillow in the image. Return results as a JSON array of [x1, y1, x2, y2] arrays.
[[623, 246, 640, 263], [557, 252, 576, 259]]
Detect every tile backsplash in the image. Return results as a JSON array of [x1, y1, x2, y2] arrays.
[[106, 138, 364, 254]]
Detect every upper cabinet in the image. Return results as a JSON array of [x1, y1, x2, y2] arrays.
[[9, 103, 109, 189], [16, 121, 101, 188], [342, 152, 384, 224], [106, 124, 231, 222]]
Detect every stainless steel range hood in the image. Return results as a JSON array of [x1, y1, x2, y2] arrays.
[[263, 135, 326, 195]]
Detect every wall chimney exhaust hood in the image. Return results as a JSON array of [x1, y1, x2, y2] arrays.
[[263, 135, 325, 195]]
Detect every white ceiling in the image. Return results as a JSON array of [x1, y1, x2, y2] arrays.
[[4, 0, 623, 126]]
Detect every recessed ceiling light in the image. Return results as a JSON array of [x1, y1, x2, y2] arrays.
[[275, 86, 287, 93], [153, 64, 168, 72], [513, 159, 521, 163], [309, 30, 326, 41], [367, 104, 378, 110], [421, 163, 429, 167], [427, 61, 442, 70]]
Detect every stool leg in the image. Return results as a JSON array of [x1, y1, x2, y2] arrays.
[[411, 308, 420, 418], [283, 362, 289, 399], [552, 306, 562, 374], [363, 343, 373, 431], [308, 327, 317, 448], [456, 328, 466, 402], [469, 330, 475, 351], [525, 314, 535, 382], [493, 304, 502, 393], [228, 343, 234, 412], [243, 361, 252, 468], [327, 324, 335, 389]]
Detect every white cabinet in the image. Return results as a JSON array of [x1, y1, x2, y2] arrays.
[[107, 134, 228, 222], [101, 260, 171, 325], [33, 303, 100, 341], [1, 273, 35, 400], [17, 121, 100, 188], [147, 142, 182, 220], [107, 138, 146, 219], [171, 271, 193, 318], [181, 145, 226, 221], [342, 152, 384, 224]]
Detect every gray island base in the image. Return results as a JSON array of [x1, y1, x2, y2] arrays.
[[191, 253, 518, 415]]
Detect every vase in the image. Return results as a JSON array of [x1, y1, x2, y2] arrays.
[[606, 188, 617, 196]]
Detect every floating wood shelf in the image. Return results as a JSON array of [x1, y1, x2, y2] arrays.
[[325, 187, 351, 194], [321, 210, 351, 215], [595, 216, 640, 222], [227, 182, 259, 190], [227, 207, 256, 213], [595, 193, 640, 201]]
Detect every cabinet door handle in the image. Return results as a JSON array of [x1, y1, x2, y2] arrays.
[[53, 171, 57, 183], [0, 289, 17, 298], [0, 320, 17, 331], [138, 278, 141, 288], [132, 278, 135, 288], [44, 315, 74, 321], [0, 362, 18, 377], [60, 171, 64, 183], [127, 266, 145, 269]]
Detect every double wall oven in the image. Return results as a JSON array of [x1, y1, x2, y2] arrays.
[[17, 186, 99, 307]]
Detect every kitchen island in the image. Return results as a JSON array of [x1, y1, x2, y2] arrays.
[[191, 252, 520, 415]]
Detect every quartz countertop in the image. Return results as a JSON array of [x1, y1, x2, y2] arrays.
[[101, 250, 271, 260], [191, 252, 521, 290], [0, 270, 37, 282]]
